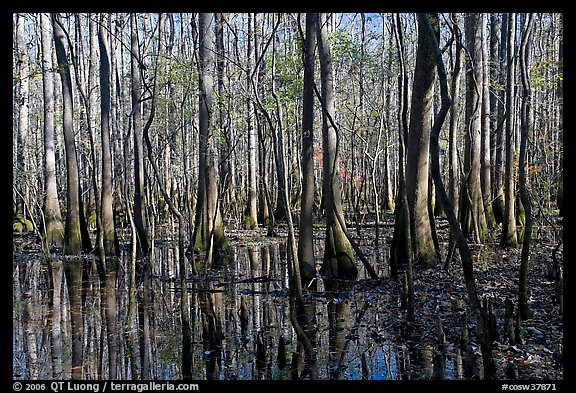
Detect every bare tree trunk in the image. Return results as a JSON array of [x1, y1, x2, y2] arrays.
[[297, 13, 317, 288], [491, 13, 505, 224], [462, 12, 489, 243], [502, 12, 518, 247], [131, 14, 150, 258], [422, 15, 496, 379], [53, 14, 83, 255], [15, 13, 29, 218], [316, 13, 357, 282], [556, 14, 563, 216], [390, 13, 412, 281], [245, 13, 259, 229], [480, 13, 497, 229], [40, 12, 64, 248], [99, 13, 118, 256], [191, 13, 231, 266], [405, 13, 440, 266], [518, 13, 534, 320]]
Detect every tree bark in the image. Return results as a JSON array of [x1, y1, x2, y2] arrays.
[[15, 14, 29, 217], [298, 13, 318, 288], [490, 13, 505, 224], [245, 13, 259, 230], [462, 13, 489, 243], [502, 13, 518, 247], [190, 13, 231, 266], [405, 13, 440, 265], [40, 13, 64, 248], [131, 13, 150, 258], [518, 13, 534, 320], [422, 14, 497, 379], [316, 13, 357, 282], [53, 14, 83, 255], [480, 13, 497, 229], [99, 13, 118, 256]]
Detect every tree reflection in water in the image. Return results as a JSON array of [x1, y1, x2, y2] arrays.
[[13, 240, 457, 380]]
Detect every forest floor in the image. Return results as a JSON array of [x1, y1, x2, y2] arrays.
[[226, 211, 564, 380]]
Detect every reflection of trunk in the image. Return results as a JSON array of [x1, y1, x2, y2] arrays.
[[199, 281, 223, 380], [22, 269, 39, 379], [65, 259, 84, 379], [49, 260, 64, 378], [328, 299, 352, 380], [104, 260, 118, 379], [138, 263, 151, 379]]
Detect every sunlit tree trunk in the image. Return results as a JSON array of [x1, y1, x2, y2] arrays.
[[556, 14, 563, 216], [15, 13, 29, 218], [40, 13, 64, 248], [480, 13, 497, 229], [245, 13, 259, 229], [405, 13, 440, 265], [518, 13, 534, 320], [490, 13, 505, 224], [461, 12, 489, 243], [501, 12, 518, 247], [449, 13, 463, 218], [316, 13, 357, 281]]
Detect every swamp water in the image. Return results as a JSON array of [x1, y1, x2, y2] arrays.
[[13, 238, 464, 380]]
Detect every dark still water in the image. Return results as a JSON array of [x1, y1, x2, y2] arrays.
[[13, 237, 460, 380]]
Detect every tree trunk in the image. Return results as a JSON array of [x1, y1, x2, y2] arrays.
[[15, 14, 29, 218], [480, 13, 497, 229], [99, 13, 118, 256], [40, 13, 64, 248], [405, 13, 440, 266], [490, 13, 505, 224], [556, 14, 563, 216], [518, 13, 534, 320], [502, 12, 518, 247], [316, 13, 357, 282], [245, 13, 259, 229], [297, 13, 318, 288], [53, 14, 83, 255], [462, 13, 489, 243], [190, 13, 231, 266], [390, 13, 411, 280], [215, 13, 233, 218], [421, 14, 497, 379], [131, 13, 150, 258]]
